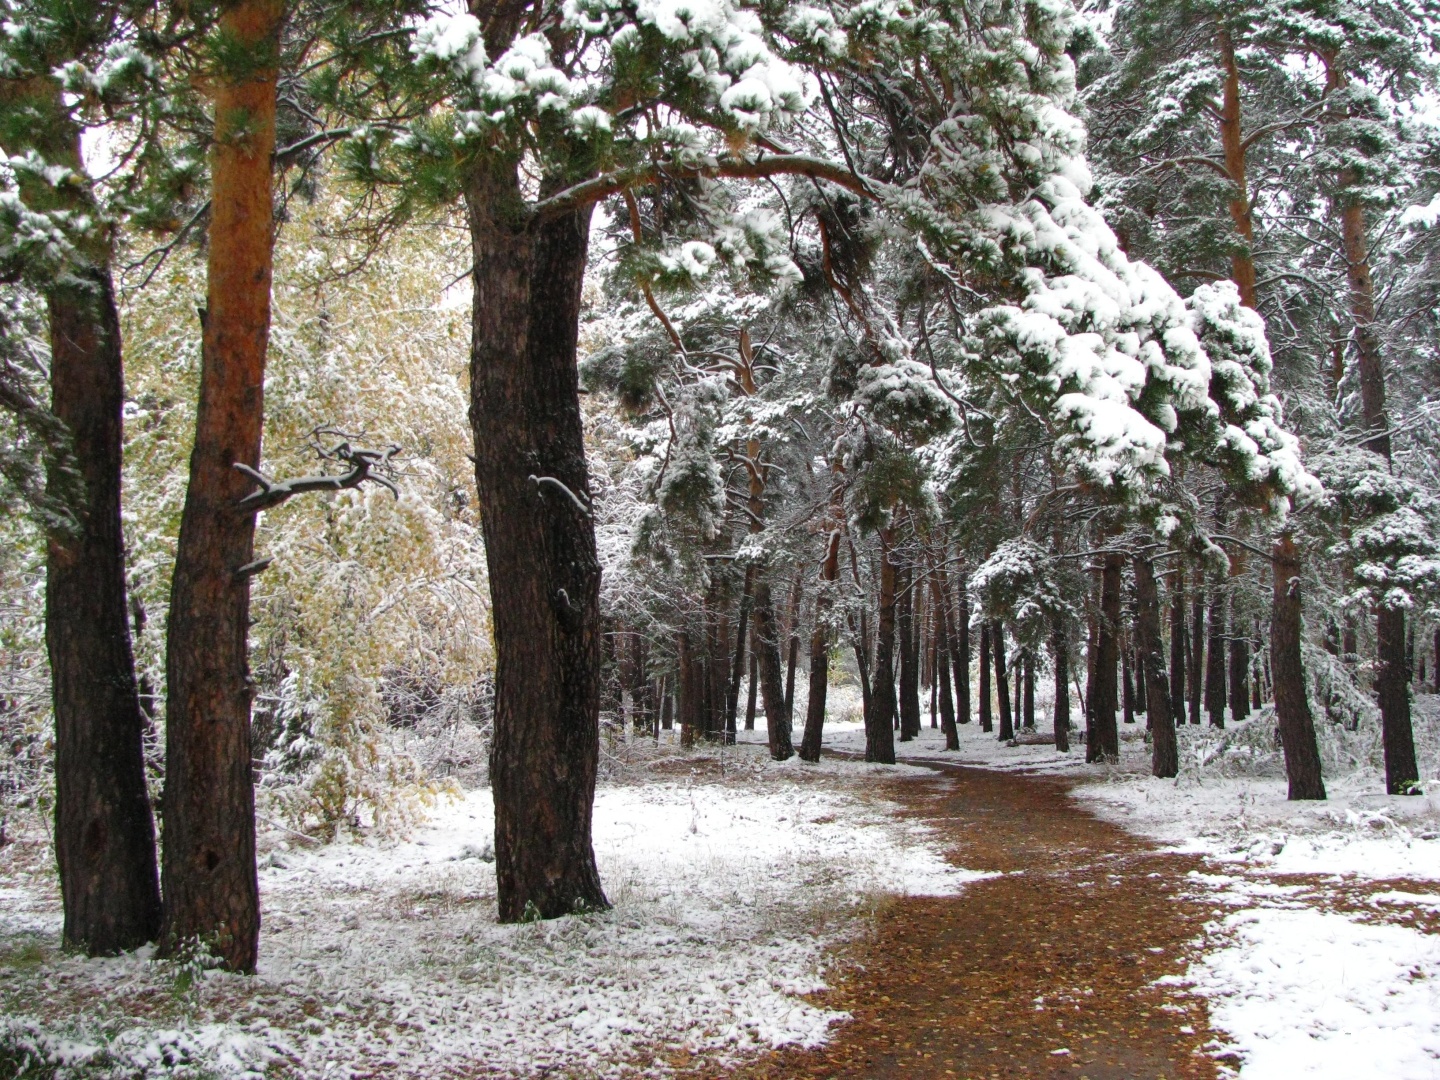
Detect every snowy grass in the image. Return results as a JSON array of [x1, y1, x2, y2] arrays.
[[0, 738, 986, 1079]]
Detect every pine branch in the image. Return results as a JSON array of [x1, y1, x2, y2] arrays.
[[235, 432, 400, 513]]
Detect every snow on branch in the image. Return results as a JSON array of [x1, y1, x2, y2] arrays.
[[235, 430, 400, 514]]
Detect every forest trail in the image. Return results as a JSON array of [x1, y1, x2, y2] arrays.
[[729, 760, 1223, 1080]]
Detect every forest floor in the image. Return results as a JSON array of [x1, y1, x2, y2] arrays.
[[4, 702, 1440, 1078], [728, 759, 1223, 1080]]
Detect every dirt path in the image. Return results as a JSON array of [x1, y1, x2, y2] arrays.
[[731, 761, 1225, 1080]]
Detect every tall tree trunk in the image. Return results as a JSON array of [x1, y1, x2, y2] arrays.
[[867, 537, 899, 763], [994, 622, 1013, 742], [47, 262, 162, 957], [1084, 606, 1098, 753], [463, 157, 607, 921], [979, 621, 992, 733], [1229, 611, 1250, 722], [1169, 566, 1186, 719], [1121, 638, 1135, 725], [678, 630, 697, 747], [660, 674, 673, 731], [933, 577, 958, 749], [745, 648, 758, 731], [1022, 651, 1035, 730], [783, 573, 801, 720], [1133, 554, 1178, 779], [799, 529, 842, 762], [6, 77, 163, 959], [161, 0, 283, 971], [0, 27, 163, 961], [726, 565, 755, 733], [1134, 634, 1147, 716], [1339, 186, 1419, 793], [753, 575, 794, 761], [1205, 583, 1227, 727], [1217, 26, 1259, 309], [1188, 586, 1204, 725], [1089, 553, 1123, 762], [1271, 534, 1326, 799], [1051, 615, 1070, 752], [898, 562, 921, 740], [940, 569, 971, 726]]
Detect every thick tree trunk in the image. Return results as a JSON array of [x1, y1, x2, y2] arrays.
[[898, 563, 921, 740], [940, 570, 971, 726], [745, 648, 758, 731], [726, 565, 755, 733], [1229, 619, 1250, 722], [979, 622, 992, 733], [678, 630, 697, 747], [1378, 605, 1419, 794], [1271, 534, 1326, 799], [867, 538, 899, 763], [161, 0, 283, 971], [1341, 190, 1418, 791], [0, 43, 162, 960], [753, 576, 794, 760], [7, 75, 162, 958], [48, 263, 162, 956], [1205, 584, 1227, 727], [994, 622, 1013, 742], [1089, 554, 1123, 762], [1134, 636, 1147, 715], [1169, 566, 1186, 719], [1133, 555, 1178, 778], [932, 577, 959, 749], [464, 160, 606, 921], [799, 529, 841, 762], [1217, 26, 1258, 309], [1022, 651, 1035, 730]]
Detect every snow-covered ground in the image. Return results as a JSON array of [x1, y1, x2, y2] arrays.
[[0, 744, 985, 1079], [774, 679, 1440, 1080]]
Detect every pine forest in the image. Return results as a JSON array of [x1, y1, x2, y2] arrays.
[[2, 0, 1440, 1076]]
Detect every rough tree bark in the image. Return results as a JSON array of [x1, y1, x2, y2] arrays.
[[1229, 609, 1251, 722], [1271, 534, 1326, 799], [752, 574, 794, 761], [898, 562, 921, 741], [799, 528, 842, 762], [47, 262, 162, 956], [932, 576, 958, 750], [1336, 152, 1419, 793], [1217, 26, 1259, 309], [1051, 615, 1070, 752], [726, 565, 755, 734], [161, 0, 283, 971], [1089, 553, 1123, 762], [1133, 554, 1178, 778], [1022, 651, 1035, 730], [866, 536, 899, 763], [4, 79, 165, 954], [994, 623, 1013, 741], [979, 622, 992, 733], [940, 568, 970, 726], [463, 155, 608, 920]]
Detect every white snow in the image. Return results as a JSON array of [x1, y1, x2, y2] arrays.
[[0, 744, 987, 1078]]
